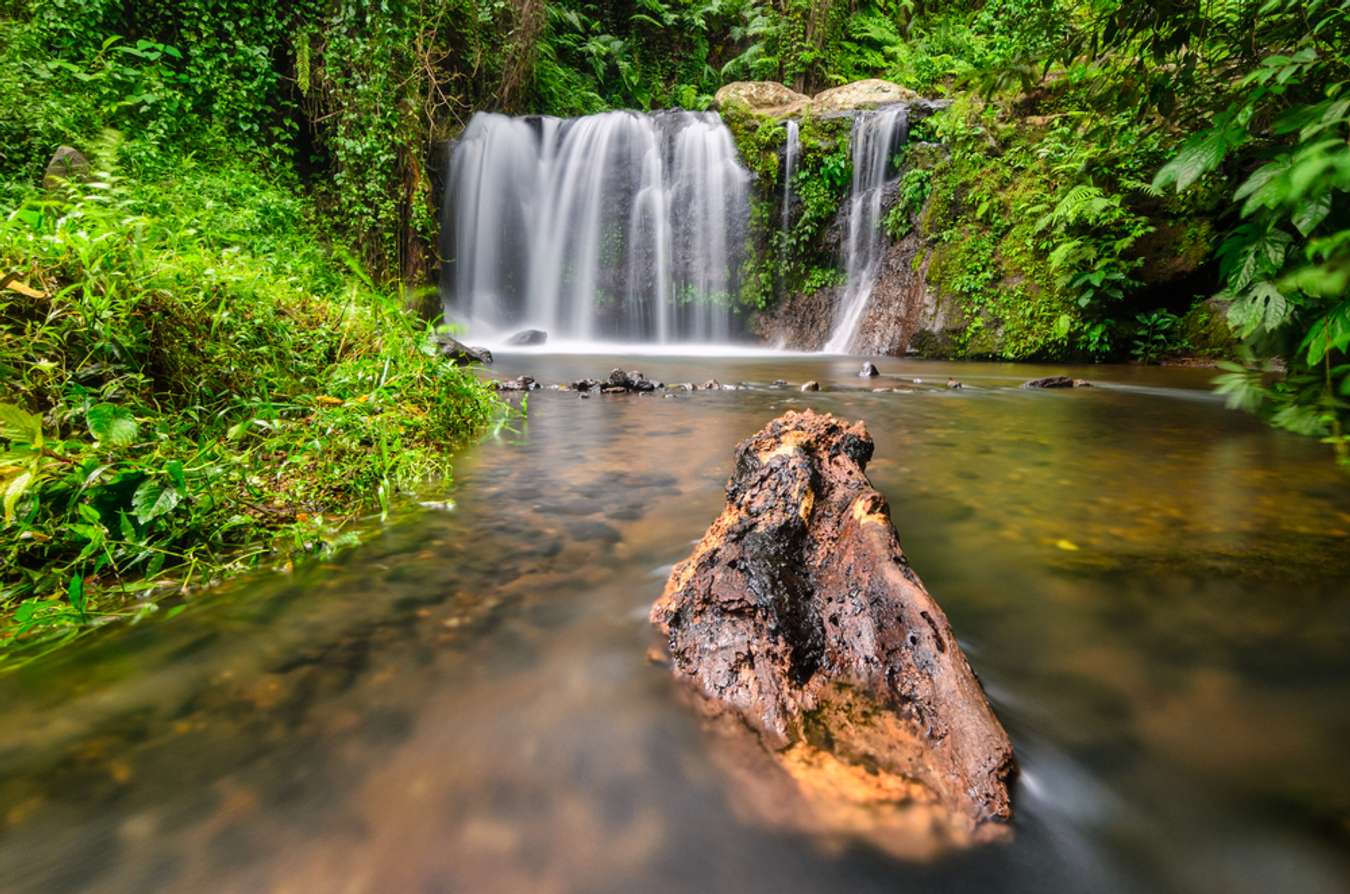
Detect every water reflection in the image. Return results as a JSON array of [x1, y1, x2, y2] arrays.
[[1, 355, 1347, 893]]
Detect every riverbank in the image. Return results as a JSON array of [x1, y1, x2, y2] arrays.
[[0, 156, 503, 668]]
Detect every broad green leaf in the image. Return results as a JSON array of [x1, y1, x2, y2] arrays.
[[1291, 193, 1332, 236], [86, 403, 138, 447], [1219, 224, 1290, 291], [132, 479, 182, 524], [70, 522, 106, 561], [4, 470, 34, 523], [1152, 107, 1248, 193], [1227, 281, 1290, 338], [0, 404, 43, 446]]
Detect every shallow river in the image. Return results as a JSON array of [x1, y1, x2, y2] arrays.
[[3, 354, 1349, 894]]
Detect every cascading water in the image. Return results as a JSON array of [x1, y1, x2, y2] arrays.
[[780, 119, 799, 255], [822, 105, 909, 354], [444, 110, 752, 344]]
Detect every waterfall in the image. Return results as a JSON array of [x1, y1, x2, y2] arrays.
[[444, 110, 752, 344], [822, 105, 909, 354], [781, 119, 799, 255]]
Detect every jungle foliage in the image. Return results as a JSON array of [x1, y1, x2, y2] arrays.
[[1, 0, 1347, 655], [636, 0, 1347, 459], [0, 2, 507, 662]]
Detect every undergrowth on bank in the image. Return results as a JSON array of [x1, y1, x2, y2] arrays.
[[0, 0, 510, 661], [1, 150, 501, 663]]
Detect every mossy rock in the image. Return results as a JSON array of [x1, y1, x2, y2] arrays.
[[1180, 297, 1238, 358], [1134, 218, 1215, 285]]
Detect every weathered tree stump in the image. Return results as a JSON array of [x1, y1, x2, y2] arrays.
[[651, 410, 1015, 858]]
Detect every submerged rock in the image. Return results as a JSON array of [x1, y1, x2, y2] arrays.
[[437, 335, 493, 366], [859, 361, 880, 377], [505, 328, 548, 346], [1022, 376, 1091, 389], [650, 410, 1014, 856]]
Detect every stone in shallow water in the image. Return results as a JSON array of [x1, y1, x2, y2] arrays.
[[650, 409, 1015, 858], [436, 335, 492, 366], [493, 376, 538, 392], [859, 361, 880, 377], [504, 329, 547, 346], [1022, 376, 1091, 389]]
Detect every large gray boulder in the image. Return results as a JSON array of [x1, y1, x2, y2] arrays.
[[43, 146, 90, 190], [714, 81, 812, 118], [812, 79, 922, 113]]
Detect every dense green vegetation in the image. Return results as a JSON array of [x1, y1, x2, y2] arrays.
[[0, 2, 506, 664], [702, 0, 1347, 460], [1, 0, 1346, 660]]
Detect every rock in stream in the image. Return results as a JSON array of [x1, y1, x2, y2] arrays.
[[650, 410, 1015, 858]]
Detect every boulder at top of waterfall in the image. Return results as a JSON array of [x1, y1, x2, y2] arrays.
[[43, 145, 90, 190], [650, 410, 1015, 854], [436, 334, 493, 366], [812, 79, 921, 114], [714, 81, 812, 118], [505, 328, 548, 346]]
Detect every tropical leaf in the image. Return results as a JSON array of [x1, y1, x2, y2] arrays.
[[1291, 192, 1331, 237], [1152, 105, 1249, 193], [86, 403, 139, 447], [1299, 301, 1350, 365], [132, 479, 182, 524], [1226, 280, 1290, 337], [0, 404, 43, 446], [1217, 223, 1290, 292], [3, 470, 35, 523]]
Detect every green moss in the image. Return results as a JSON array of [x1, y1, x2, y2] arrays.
[[726, 109, 854, 311], [1180, 299, 1240, 358]]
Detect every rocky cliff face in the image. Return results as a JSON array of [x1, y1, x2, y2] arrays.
[[756, 226, 962, 355], [755, 145, 962, 356], [651, 410, 1015, 858]]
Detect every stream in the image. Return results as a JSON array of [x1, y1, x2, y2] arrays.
[[2, 354, 1349, 893]]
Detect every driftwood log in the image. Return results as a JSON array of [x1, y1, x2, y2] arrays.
[[651, 409, 1015, 858]]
